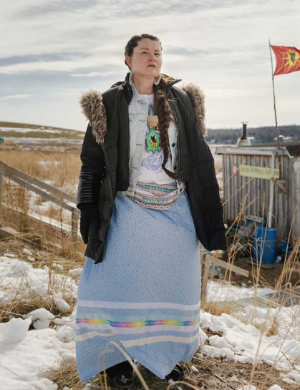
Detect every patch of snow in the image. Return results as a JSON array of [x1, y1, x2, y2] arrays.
[[237, 386, 259, 390], [0, 317, 32, 345], [199, 328, 208, 345], [0, 255, 78, 303], [55, 298, 70, 313], [200, 307, 300, 376], [0, 327, 65, 389], [268, 386, 284, 390], [209, 334, 232, 349], [207, 281, 274, 302], [25, 308, 55, 330], [69, 268, 82, 277], [52, 263, 64, 271]]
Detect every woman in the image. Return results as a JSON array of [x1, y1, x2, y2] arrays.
[[75, 33, 226, 388]]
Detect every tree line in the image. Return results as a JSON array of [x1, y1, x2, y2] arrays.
[[205, 124, 300, 144]]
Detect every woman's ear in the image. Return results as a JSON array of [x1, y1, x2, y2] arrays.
[[154, 73, 162, 85], [125, 55, 132, 69]]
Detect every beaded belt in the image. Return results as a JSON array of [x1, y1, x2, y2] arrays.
[[127, 181, 182, 210]]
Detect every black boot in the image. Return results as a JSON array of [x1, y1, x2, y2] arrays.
[[105, 360, 136, 389], [165, 364, 184, 383]]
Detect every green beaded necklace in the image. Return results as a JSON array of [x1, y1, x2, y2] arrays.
[[145, 103, 161, 153]]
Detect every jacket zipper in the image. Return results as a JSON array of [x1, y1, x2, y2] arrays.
[[167, 81, 181, 178], [170, 99, 181, 178], [99, 143, 114, 219]]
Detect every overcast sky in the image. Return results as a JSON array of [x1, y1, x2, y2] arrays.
[[0, 0, 299, 132]]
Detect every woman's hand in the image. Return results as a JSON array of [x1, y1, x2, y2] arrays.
[[79, 206, 100, 244]]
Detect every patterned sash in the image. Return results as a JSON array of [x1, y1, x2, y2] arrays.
[[127, 181, 181, 210]]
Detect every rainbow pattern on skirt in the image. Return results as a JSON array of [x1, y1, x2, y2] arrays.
[[76, 318, 200, 328]]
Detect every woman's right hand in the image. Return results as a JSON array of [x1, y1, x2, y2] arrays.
[[79, 207, 100, 244]]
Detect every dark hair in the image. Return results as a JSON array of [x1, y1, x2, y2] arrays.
[[124, 34, 181, 181]]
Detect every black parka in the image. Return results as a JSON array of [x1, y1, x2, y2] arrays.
[[77, 72, 227, 264]]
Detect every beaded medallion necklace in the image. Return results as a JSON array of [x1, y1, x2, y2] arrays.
[[146, 102, 161, 153]]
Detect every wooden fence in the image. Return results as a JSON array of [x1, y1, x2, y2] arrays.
[[0, 161, 80, 247], [201, 251, 250, 302]]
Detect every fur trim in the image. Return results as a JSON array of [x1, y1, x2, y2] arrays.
[[80, 82, 207, 143], [180, 83, 207, 136], [80, 89, 107, 144]]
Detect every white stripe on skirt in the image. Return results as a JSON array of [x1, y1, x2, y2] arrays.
[[75, 331, 200, 346], [77, 299, 200, 311]]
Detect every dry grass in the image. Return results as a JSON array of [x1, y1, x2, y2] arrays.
[[201, 299, 235, 317], [0, 149, 81, 189], [43, 345, 299, 390], [0, 148, 87, 259]]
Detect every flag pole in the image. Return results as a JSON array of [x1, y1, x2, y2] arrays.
[[269, 39, 280, 150]]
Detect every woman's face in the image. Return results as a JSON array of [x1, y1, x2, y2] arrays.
[[126, 38, 162, 80]]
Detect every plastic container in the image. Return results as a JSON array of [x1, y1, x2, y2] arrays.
[[253, 227, 277, 264]]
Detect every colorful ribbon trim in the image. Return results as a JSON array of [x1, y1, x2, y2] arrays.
[[76, 318, 200, 328]]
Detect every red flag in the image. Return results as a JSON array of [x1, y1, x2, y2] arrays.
[[270, 45, 300, 76]]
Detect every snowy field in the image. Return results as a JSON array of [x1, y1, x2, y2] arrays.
[[0, 253, 299, 390]]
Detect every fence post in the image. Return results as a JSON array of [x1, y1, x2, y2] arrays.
[[0, 163, 3, 220], [201, 252, 209, 304], [71, 208, 79, 249]]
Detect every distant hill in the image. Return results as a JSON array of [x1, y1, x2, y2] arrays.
[[206, 124, 300, 144], [0, 121, 84, 140], [2, 121, 299, 145]]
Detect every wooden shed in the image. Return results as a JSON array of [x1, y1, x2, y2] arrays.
[[215, 141, 300, 243]]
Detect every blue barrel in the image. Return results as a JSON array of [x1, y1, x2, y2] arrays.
[[253, 227, 277, 263]]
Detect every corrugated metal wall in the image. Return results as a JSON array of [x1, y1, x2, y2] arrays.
[[222, 153, 293, 239]]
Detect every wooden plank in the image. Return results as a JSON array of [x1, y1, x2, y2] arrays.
[[71, 209, 79, 248], [1, 203, 79, 234], [204, 253, 250, 277], [0, 226, 19, 239], [2, 162, 77, 204], [5, 171, 76, 213], [0, 163, 3, 220], [201, 253, 210, 303]]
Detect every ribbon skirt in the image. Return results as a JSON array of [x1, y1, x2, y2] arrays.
[[75, 189, 201, 382]]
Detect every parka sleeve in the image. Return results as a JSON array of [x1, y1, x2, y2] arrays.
[[76, 122, 106, 210]]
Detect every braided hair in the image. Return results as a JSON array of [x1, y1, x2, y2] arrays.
[[124, 34, 181, 180]]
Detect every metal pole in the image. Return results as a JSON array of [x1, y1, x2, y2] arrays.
[[268, 153, 275, 228], [269, 39, 280, 150]]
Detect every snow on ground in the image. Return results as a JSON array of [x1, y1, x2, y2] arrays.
[[0, 255, 78, 302], [0, 252, 299, 389], [199, 305, 300, 385], [0, 127, 63, 134], [207, 280, 274, 302], [0, 311, 76, 390]]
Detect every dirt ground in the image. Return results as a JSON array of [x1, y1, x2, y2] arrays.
[[225, 257, 299, 290]]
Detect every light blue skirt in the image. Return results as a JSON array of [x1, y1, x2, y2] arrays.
[[75, 189, 201, 382]]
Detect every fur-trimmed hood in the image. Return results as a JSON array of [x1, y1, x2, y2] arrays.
[[80, 74, 207, 144]]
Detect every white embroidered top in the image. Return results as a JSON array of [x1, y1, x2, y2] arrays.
[[137, 93, 175, 184], [126, 92, 182, 210]]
